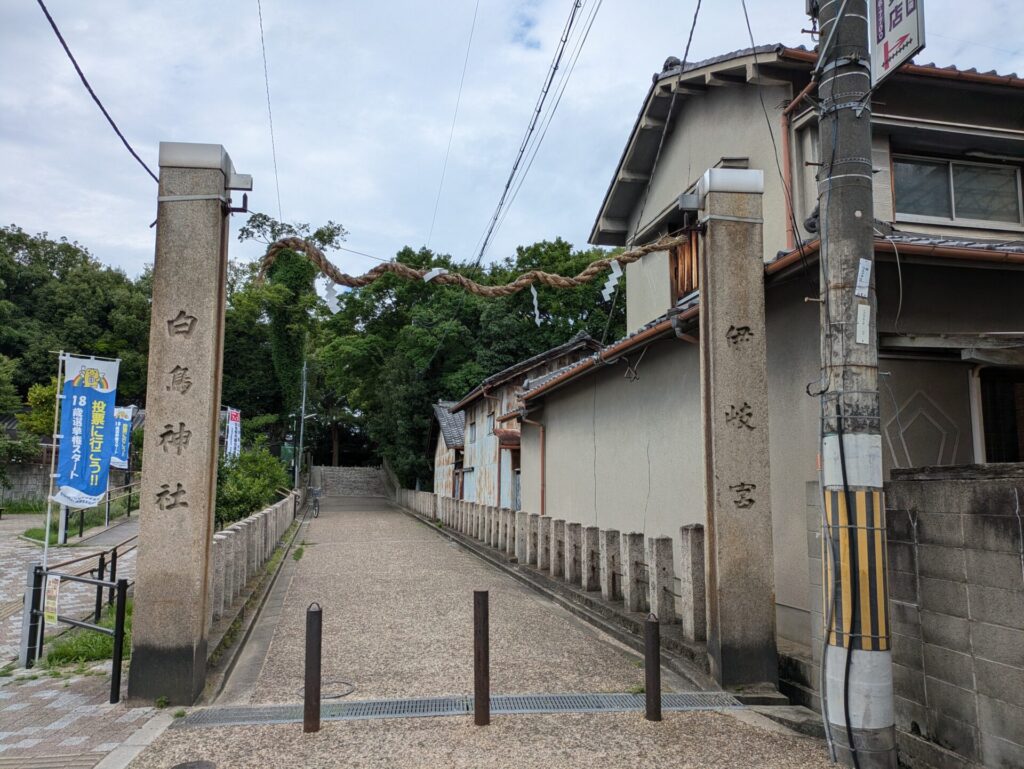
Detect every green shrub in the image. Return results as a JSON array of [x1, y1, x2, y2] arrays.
[[216, 441, 289, 525]]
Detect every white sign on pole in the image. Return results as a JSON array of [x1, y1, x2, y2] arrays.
[[870, 0, 925, 86], [226, 408, 242, 459]]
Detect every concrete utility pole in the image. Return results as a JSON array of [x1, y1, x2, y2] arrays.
[[813, 2, 896, 767]]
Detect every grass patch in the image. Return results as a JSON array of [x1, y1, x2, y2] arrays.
[[292, 545, 305, 561], [155, 696, 169, 709], [1, 498, 47, 514], [42, 600, 133, 668], [0, 662, 15, 677], [173, 708, 186, 718], [628, 684, 645, 694]]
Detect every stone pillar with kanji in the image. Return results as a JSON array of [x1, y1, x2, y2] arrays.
[[128, 143, 251, 704], [697, 168, 778, 690]]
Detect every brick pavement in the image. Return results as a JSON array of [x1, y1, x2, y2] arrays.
[[0, 659, 166, 768]]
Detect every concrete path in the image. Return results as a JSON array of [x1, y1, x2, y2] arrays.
[[131, 496, 832, 768]]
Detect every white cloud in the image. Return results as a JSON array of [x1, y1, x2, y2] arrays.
[[1, 0, 1020, 278]]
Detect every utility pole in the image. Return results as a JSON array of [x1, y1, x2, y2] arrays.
[[813, 1, 896, 767], [295, 358, 307, 490]]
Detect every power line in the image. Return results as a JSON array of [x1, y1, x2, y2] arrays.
[[34, 0, 158, 184], [426, 0, 482, 249], [490, 0, 605, 243], [256, 0, 284, 222], [474, 0, 586, 264]]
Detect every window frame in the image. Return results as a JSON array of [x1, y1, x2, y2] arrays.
[[892, 154, 1024, 231], [486, 412, 495, 435], [468, 420, 476, 444]]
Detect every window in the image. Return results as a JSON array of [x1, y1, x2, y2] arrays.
[[487, 412, 495, 434], [468, 420, 476, 444], [893, 156, 1023, 228]]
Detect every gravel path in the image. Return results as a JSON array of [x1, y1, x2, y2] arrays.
[[130, 711, 833, 769], [246, 496, 651, 703]]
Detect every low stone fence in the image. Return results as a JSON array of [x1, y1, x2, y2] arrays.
[[393, 489, 706, 643], [208, 492, 297, 633]]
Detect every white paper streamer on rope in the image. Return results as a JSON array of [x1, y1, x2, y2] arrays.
[[601, 259, 623, 301], [423, 267, 449, 283], [530, 284, 541, 326]]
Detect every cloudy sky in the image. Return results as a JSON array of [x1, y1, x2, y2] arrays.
[[2, 0, 1021, 278]]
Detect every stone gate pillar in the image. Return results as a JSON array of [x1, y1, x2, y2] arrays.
[[697, 168, 777, 689], [128, 143, 251, 704]]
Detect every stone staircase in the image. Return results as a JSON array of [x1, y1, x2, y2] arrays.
[[316, 466, 386, 497]]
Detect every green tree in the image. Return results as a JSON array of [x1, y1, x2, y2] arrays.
[[0, 226, 151, 402], [0, 355, 37, 489], [215, 441, 289, 525]]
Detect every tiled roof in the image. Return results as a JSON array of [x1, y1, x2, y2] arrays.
[[432, 401, 465, 450], [882, 230, 1024, 254]]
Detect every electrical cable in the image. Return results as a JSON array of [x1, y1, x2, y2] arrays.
[[34, 0, 158, 184], [489, 0, 605, 242], [426, 0, 482, 249], [474, 0, 585, 263], [256, 0, 284, 222]]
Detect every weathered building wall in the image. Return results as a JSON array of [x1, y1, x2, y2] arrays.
[[625, 250, 674, 333], [519, 337, 704, 592], [432, 436, 456, 498], [627, 83, 791, 261]]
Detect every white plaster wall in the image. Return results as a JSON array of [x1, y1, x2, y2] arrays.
[[628, 83, 791, 261]]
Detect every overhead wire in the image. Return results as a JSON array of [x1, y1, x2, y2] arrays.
[[474, 0, 586, 263], [426, 0, 482, 249], [490, 0, 605, 242], [34, 0, 158, 184], [256, 0, 284, 222]]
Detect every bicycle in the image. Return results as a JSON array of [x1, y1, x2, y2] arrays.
[[309, 486, 322, 518]]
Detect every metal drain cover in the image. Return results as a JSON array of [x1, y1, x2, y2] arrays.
[[179, 691, 740, 729], [170, 762, 216, 769]]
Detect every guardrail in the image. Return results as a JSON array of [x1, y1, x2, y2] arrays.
[[20, 534, 137, 703], [57, 480, 140, 544]]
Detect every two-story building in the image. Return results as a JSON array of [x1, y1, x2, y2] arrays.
[[508, 43, 1024, 767], [442, 332, 601, 509]]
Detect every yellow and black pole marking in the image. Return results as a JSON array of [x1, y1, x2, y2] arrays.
[[822, 489, 889, 652]]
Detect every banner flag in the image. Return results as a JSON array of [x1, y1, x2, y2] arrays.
[[111, 406, 133, 469], [51, 355, 119, 509], [226, 408, 241, 458]]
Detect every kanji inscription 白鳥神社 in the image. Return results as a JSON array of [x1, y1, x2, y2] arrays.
[[167, 310, 197, 337], [157, 422, 192, 455], [166, 365, 193, 394]]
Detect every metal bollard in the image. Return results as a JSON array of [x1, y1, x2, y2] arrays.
[[644, 612, 662, 721], [304, 602, 322, 733], [78, 508, 84, 539], [110, 579, 128, 704], [94, 552, 106, 622], [474, 590, 490, 726], [107, 548, 118, 606]]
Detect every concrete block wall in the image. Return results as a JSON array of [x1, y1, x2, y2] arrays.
[[208, 492, 297, 635], [883, 468, 1024, 769], [402, 493, 707, 633]]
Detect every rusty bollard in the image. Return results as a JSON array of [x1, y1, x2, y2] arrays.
[[474, 590, 490, 726], [304, 602, 322, 733], [645, 612, 661, 722]]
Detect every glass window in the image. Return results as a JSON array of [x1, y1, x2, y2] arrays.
[[953, 164, 1021, 223], [468, 421, 476, 444], [894, 156, 1022, 226], [894, 158, 952, 218]]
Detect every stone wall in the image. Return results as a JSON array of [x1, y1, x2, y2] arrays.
[[317, 466, 385, 497], [1, 463, 50, 502], [885, 465, 1024, 769]]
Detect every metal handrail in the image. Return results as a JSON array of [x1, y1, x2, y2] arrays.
[[48, 534, 138, 570]]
